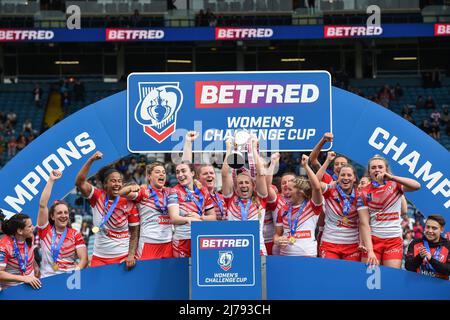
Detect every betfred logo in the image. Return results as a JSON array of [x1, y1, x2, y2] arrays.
[[434, 24, 450, 36], [0, 29, 54, 41], [324, 26, 383, 38], [195, 81, 319, 108], [200, 238, 250, 249], [106, 29, 164, 41], [215, 27, 273, 40]]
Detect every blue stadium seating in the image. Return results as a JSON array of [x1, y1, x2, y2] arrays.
[[349, 77, 450, 150], [0, 83, 48, 166]]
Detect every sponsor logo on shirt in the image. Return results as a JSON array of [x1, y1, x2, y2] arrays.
[[375, 212, 399, 221], [159, 215, 171, 225], [294, 230, 311, 239]]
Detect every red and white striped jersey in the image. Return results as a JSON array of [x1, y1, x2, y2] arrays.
[[224, 193, 268, 255], [275, 199, 323, 257], [264, 194, 283, 244], [209, 191, 227, 221], [322, 185, 363, 244], [0, 235, 35, 291], [37, 222, 85, 278], [322, 172, 334, 184], [361, 181, 404, 239], [133, 185, 173, 244], [87, 187, 139, 258], [168, 184, 214, 240]]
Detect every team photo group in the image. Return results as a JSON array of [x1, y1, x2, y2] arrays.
[[0, 129, 449, 291]]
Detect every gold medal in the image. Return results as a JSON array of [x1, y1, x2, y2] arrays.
[[289, 236, 296, 245], [52, 263, 59, 271], [342, 217, 349, 225], [92, 226, 99, 234]]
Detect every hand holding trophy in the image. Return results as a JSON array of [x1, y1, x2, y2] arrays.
[[226, 130, 251, 170]]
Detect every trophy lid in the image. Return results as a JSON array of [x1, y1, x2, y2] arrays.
[[234, 130, 250, 145]]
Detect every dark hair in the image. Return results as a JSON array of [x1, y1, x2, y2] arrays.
[[426, 214, 446, 228], [48, 200, 71, 228], [97, 166, 123, 185], [0, 211, 32, 246], [176, 161, 195, 173], [338, 164, 359, 186]]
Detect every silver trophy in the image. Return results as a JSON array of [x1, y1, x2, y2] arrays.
[[226, 130, 251, 169]]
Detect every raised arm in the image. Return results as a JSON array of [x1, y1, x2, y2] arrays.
[[309, 132, 333, 170], [316, 151, 336, 182], [75, 151, 103, 198], [221, 138, 234, 197], [118, 184, 141, 201], [301, 155, 322, 205], [377, 172, 421, 192], [38, 170, 62, 227], [266, 153, 280, 203], [253, 138, 268, 198], [182, 131, 199, 163]]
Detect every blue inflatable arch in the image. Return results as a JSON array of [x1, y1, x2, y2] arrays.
[[0, 82, 449, 300], [0, 87, 448, 218]]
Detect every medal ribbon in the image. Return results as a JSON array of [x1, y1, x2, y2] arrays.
[[149, 186, 167, 215], [421, 240, 442, 273], [51, 225, 68, 266], [238, 198, 252, 221], [288, 200, 308, 238], [371, 180, 387, 188], [211, 192, 224, 218], [12, 236, 28, 275], [185, 186, 204, 216], [326, 168, 338, 181], [98, 194, 120, 230], [336, 184, 355, 217]]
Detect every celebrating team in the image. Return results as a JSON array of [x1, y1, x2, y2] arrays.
[[1, 131, 449, 290]]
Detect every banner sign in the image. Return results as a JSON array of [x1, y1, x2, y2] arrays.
[[267, 256, 450, 300], [127, 71, 332, 152], [434, 23, 450, 36], [0, 24, 444, 42], [191, 221, 261, 300], [1, 258, 189, 300]]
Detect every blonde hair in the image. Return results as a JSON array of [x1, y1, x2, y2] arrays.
[[367, 154, 392, 177], [236, 173, 262, 219], [292, 176, 312, 199], [146, 161, 165, 176]]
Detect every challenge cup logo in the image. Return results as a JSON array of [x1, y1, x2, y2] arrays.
[[218, 251, 234, 271], [134, 83, 183, 143]]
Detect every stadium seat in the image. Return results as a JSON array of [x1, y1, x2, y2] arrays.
[[230, 2, 241, 11], [105, 3, 118, 14]]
